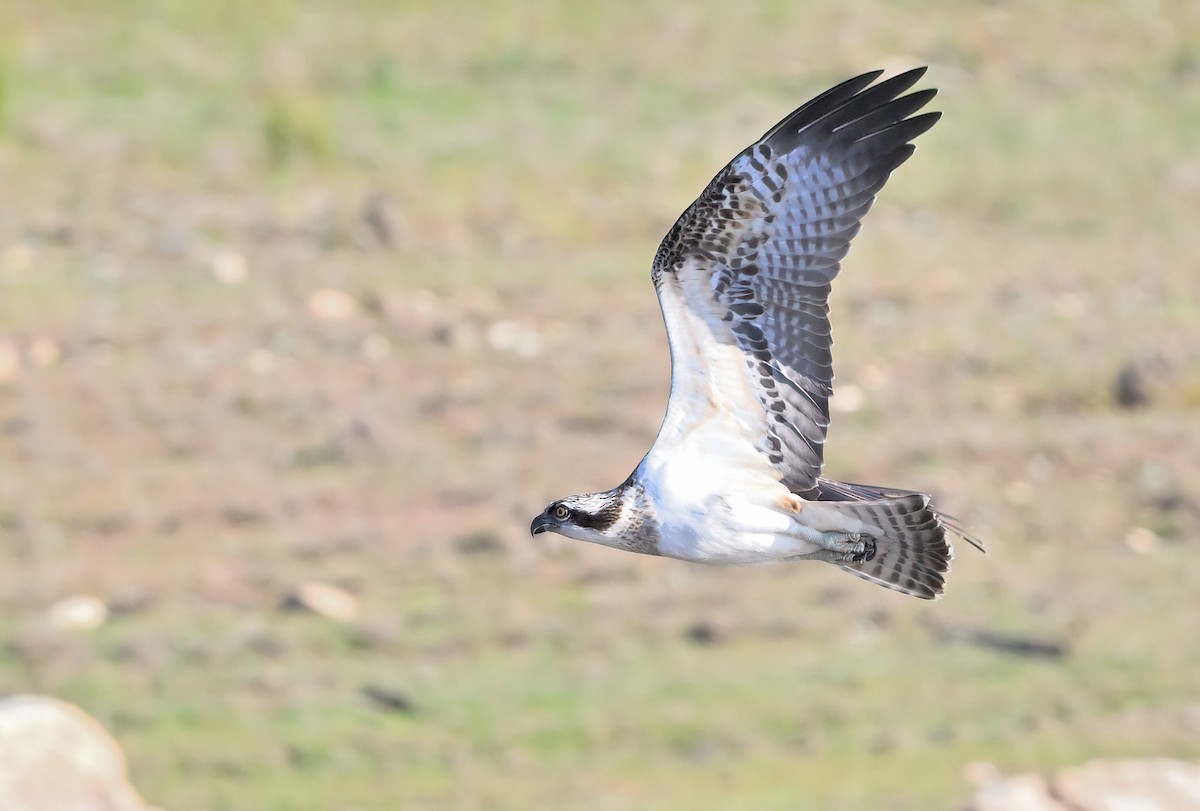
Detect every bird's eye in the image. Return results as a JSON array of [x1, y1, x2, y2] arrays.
[[553, 505, 570, 519]]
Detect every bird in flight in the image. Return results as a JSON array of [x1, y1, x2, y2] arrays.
[[531, 68, 982, 599]]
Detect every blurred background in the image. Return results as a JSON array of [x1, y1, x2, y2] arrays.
[[1, 1, 1199, 809]]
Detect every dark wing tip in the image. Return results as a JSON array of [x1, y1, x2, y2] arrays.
[[886, 65, 930, 89], [889, 110, 943, 141], [757, 69, 884, 144], [763, 68, 940, 156]]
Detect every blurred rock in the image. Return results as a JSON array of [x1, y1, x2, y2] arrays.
[[47, 594, 108, 631], [360, 683, 417, 714], [433, 320, 481, 352], [964, 759, 1200, 811], [28, 337, 61, 368], [0, 242, 35, 277], [362, 191, 403, 247], [829, 383, 865, 414], [1124, 526, 1161, 555], [361, 333, 392, 361], [1115, 363, 1150, 408], [246, 348, 278, 375], [280, 581, 360, 622], [359, 288, 386, 319], [963, 760, 1002, 788], [486, 321, 542, 358], [966, 773, 1066, 811], [210, 249, 248, 285], [0, 340, 19, 382], [0, 694, 159, 810], [1055, 759, 1200, 810], [684, 618, 733, 646], [307, 288, 358, 321], [1114, 356, 1171, 409]]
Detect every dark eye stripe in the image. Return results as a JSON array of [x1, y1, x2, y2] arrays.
[[572, 501, 621, 531]]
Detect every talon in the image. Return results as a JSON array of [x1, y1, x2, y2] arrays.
[[851, 537, 877, 564]]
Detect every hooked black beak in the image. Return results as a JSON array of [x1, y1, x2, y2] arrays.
[[530, 513, 553, 536]]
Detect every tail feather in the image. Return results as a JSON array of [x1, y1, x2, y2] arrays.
[[809, 477, 986, 553], [801, 480, 977, 600]]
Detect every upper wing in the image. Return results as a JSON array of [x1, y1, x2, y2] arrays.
[[651, 68, 940, 493]]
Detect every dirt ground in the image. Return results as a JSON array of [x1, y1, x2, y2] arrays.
[[1, 2, 1199, 809]]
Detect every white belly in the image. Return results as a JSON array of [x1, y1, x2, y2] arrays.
[[639, 413, 827, 566]]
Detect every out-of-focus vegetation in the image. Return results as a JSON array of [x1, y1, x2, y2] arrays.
[[1, 1, 1199, 809]]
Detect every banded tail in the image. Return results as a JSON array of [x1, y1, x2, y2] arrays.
[[805, 478, 983, 600]]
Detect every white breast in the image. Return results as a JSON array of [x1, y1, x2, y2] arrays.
[[639, 371, 807, 565]]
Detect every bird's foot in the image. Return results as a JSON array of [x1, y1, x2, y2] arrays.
[[850, 536, 877, 563], [817, 532, 877, 563]]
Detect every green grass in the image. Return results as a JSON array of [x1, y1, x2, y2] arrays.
[[24, 587, 1196, 810]]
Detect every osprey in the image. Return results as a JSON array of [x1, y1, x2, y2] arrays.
[[531, 68, 982, 599]]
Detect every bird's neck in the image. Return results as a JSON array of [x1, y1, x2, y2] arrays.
[[604, 479, 660, 556]]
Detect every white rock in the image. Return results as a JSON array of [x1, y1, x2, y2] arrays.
[[29, 337, 61, 368], [0, 694, 160, 810], [830, 384, 865, 414], [965, 759, 1200, 811], [362, 333, 392, 361], [486, 321, 542, 358], [967, 773, 1069, 811], [210, 249, 248, 284], [245, 348, 278, 375], [0, 341, 19, 382], [282, 581, 360, 622], [47, 595, 108, 631], [308, 288, 358, 321], [0, 242, 34, 277], [1123, 527, 1160, 555], [964, 760, 1002, 788], [1055, 758, 1200, 811]]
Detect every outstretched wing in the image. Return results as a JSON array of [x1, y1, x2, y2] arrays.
[[651, 69, 939, 493]]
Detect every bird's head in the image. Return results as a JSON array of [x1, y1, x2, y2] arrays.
[[530, 491, 624, 546]]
